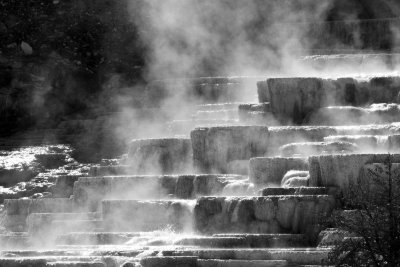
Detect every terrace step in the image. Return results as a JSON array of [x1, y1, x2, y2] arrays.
[[306, 104, 400, 126], [88, 165, 131, 177], [161, 248, 330, 265], [309, 153, 400, 190], [51, 175, 84, 199], [51, 220, 103, 233], [127, 138, 193, 175], [238, 103, 278, 125], [102, 200, 195, 232], [73, 174, 245, 210], [0, 257, 106, 267], [27, 212, 103, 245], [279, 141, 358, 157], [141, 257, 289, 267], [196, 103, 244, 111], [191, 125, 400, 173], [0, 233, 30, 250], [140, 256, 198, 267], [258, 76, 400, 124], [47, 262, 105, 267], [259, 187, 339, 197], [4, 198, 76, 231], [5, 198, 75, 216], [194, 196, 336, 236], [27, 213, 101, 230], [167, 119, 239, 136], [301, 53, 400, 73], [193, 109, 238, 120], [175, 234, 309, 248], [56, 232, 145, 245], [249, 157, 309, 186], [197, 259, 288, 267], [323, 135, 389, 153]]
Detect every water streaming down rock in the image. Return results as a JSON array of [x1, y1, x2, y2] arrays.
[[4, 59, 400, 266]]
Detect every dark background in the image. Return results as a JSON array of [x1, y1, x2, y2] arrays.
[[0, 0, 399, 161]]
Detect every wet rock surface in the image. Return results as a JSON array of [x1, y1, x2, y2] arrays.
[[279, 141, 358, 157], [323, 134, 385, 152], [249, 157, 309, 185], [2, 73, 400, 266], [307, 104, 400, 125], [309, 153, 400, 191], [260, 76, 400, 124], [191, 126, 269, 173], [192, 124, 400, 173], [73, 174, 244, 210], [281, 171, 310, 188], [194, 196, 336, 236]]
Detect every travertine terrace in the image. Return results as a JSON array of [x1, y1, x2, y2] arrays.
[[2, 70, 400, 266]]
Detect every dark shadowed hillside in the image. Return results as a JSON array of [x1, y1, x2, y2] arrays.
[[0, 0, 400, 160]]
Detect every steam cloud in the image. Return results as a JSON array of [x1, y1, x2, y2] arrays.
[[128, 0, 334, 79]]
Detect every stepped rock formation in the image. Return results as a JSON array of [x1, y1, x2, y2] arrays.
[[2, 2, 400, 265], [3, 70, 400, 266]]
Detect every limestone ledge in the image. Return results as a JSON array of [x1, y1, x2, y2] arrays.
[[191, 124, 400, 173], [194, 196, 336, 236]]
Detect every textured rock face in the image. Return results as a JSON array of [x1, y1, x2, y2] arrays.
[[194, 196, 336, 235], [367, 77, 400, 104], [260, 77, 400, 124], [191, 126, 269, 173], [388, 134, 400, 152], [279, 141, 358, 157], [259, 187, 339, 196], [324, 135, 383, 152], [141, 256, 198, 267], [336, 123, 400, 136], [4, 198, 74, 231], [249, 157, 308, 185], [127, 138, 193, 174], [102, 200, 194, 231], [309, 154, 400, 190], [268, 126, 337, 153], [50, 175, 81, 198], [307, 104, 400, 125], [5, 198, 74, 216], [262, 78, 339, 124], [191, 124, 400, 170], [257, 81, 270, 103]]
